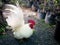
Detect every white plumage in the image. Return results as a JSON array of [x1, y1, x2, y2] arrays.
[[3, 3, 35, 39], [3, 4, 25, 29], [13, 24, 34, 39]]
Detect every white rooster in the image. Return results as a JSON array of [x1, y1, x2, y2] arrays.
[[13, 19, 35, 39], [3, 1, 35, 39]]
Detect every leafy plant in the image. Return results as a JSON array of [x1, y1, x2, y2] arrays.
[[0, 21, 7, 34]]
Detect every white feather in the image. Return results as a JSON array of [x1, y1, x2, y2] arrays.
[[13, 24, 33, 39], [3, 4, 25, 28]]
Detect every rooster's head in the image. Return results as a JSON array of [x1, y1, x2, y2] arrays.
[[28, 19, 35, 29]]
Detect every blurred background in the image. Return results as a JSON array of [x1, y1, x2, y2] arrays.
[[0, 0, 60, 45]]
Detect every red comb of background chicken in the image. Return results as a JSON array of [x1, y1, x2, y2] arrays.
[[28, 19, 35, 29]]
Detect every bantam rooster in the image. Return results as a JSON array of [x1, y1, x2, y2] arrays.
[[13, 19, 35, 39], [3, 1, 35, 39]]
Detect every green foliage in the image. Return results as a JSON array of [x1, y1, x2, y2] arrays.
[[39, 4, 44, 9], [0, 0, 3, 7], [0, 22, 7, 34], [56, 0, 60, 4], [0, 27, 4, 34]]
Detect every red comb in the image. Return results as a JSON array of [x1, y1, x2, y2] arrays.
[[28, 19, 35, 25]]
